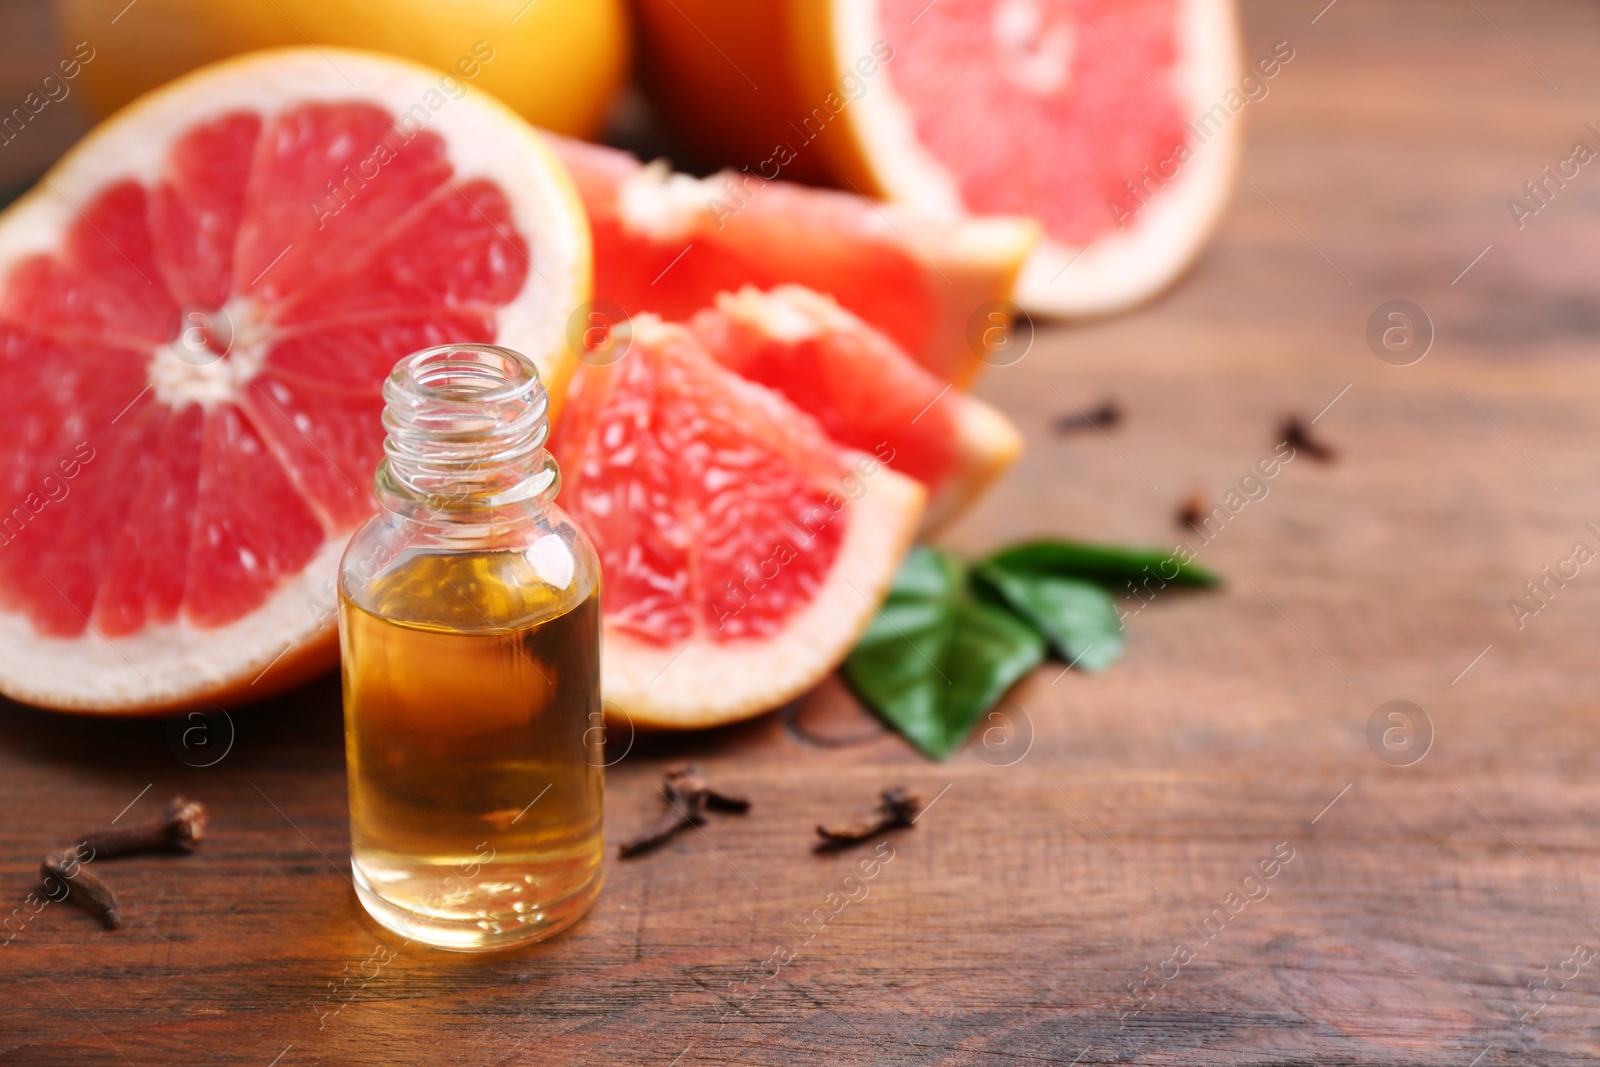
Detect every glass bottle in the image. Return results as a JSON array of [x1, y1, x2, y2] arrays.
[[338, 343, 603, 951]]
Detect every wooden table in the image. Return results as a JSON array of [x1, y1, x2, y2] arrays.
[[5, 0, 1600, 1063]]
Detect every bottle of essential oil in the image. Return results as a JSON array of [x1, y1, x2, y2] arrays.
[[338, 343, 603, 951]]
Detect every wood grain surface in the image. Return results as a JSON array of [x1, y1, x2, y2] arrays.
[[5, 1, 1600, 1063]]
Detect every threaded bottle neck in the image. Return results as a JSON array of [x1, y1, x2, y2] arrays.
[[375, 343, 557, 515]]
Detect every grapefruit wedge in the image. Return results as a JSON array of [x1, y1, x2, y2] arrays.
[[633, 0, 1242, 318], [547, 135, 1037, 387], [0, 48, 588, 712], [690, 286, 1021, 532], [548, 315, 924, 729]]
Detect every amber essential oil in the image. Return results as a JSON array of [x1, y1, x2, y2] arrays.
[[338, 344, 603, 951]]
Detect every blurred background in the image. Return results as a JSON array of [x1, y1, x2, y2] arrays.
[[1, 0, 88, 198]]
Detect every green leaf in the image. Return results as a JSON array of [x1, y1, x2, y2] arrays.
[[974, 562, 1126, 673], [843, 546, 1045, 761], [983, 539, 1220, 590]]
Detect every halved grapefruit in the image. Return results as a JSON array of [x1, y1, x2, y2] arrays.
[[547, 135, 1037, 387], [0, 48, 588, 712], [632, 0, 1242, 318], [548, 314, 924, 729], [689, 285, 1021, 532]]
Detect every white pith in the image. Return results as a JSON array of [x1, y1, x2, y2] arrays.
[[933, 392, 1021, 533], [838, 0, 1243, 317], [147, 297, 268, 408], [616, 160, 712, 241], [0, 48, 588, 712]]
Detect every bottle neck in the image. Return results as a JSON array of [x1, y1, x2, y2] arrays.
[[374, 343, 558, 525]]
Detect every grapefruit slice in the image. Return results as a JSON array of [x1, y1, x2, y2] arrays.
[[548, 315, 924, 729], [689, 286, 1021, 532], [0, 48, 588, 712], [547, 135, 1037, 388], [632, 0, 1242, 318]]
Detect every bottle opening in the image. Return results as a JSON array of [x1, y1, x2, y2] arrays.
[[378, 343, 556, 513], [385, 343, 547, 438], [399, 344, 540, 404]]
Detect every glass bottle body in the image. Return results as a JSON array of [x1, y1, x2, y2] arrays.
[[338, 344, 603, 951]]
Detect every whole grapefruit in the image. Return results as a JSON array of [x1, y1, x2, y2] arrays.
[[55, 0, 630, 137]]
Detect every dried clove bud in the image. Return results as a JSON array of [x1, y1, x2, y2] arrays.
[[36, 796, 209, 930], [1280, 415, 1335, 463], [815, 786, 921, 850], [1055, 400, 1122, 435], [1176, 490, 1208, 531], [617, 808, 700, 858], [77, 796, 208, 858], [618, 764, 749, 858], [40, 847, 119, 929], [666, 764, 750, 815]]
